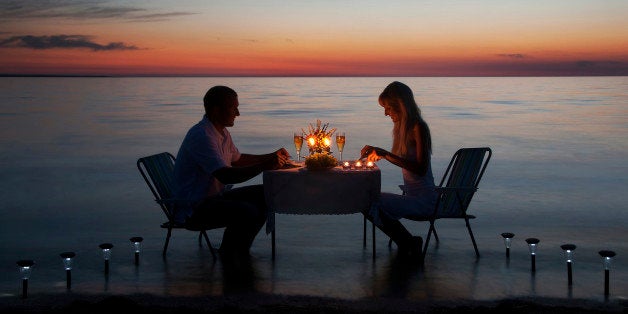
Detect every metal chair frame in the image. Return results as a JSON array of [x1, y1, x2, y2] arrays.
[[137, 152, 218, 258]]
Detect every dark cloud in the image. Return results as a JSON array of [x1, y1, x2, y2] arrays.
[[131, 12, 197, 22], [497, 53, 526, 59], [0, 34, 139, 51], [0, 0, 195, 22]]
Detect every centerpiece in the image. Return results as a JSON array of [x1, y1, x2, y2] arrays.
[[301, 119, 338, 170]]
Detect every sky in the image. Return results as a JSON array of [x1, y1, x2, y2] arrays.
[[1, 0, 627, 76]]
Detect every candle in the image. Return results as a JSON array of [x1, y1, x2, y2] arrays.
[[366, 161, 374, 169], [342, 161, 351, 169], [354, 160, 363, 169], [323, 137, 331, 147]]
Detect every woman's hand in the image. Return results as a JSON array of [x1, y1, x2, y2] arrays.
[[360, 145, 387, 161]]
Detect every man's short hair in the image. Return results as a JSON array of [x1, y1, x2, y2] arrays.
[[203, 86, 237, 116]]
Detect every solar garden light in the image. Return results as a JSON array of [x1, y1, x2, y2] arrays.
[[129, 237, 143, 266], [560, 244, 576, 286], [16, 259, 35, 299], [99, 243, 114, 275], [59, 252, 76, 290], [525, 238, 540, 272], [598, 250, 616, 296], [501, 232, 515, 258]]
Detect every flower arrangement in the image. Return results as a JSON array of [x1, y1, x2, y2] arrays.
[[304, 152, 338, 170], [301, 119, 338, 170], [302, 119, 336, 155]]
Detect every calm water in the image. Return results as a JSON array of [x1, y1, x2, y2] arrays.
[[0, 77, 626, 303]]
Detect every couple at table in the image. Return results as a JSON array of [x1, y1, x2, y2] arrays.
[[172, 82, 435, 261]]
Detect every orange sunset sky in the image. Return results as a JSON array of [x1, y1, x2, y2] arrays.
[[1, 0, 627, 76]]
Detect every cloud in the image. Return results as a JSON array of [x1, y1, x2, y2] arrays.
[[0, 34, 139, 51], [0, 0, 195, 22], [497, 53, 526, 59]]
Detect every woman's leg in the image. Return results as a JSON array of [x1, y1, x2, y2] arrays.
[[367, 192, 422, 255]]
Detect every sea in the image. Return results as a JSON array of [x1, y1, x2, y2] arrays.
[[0, 76, 626, 304]]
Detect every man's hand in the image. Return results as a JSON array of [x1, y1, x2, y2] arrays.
[[276, 148, 290, 159], [270, 148, 290, 169]]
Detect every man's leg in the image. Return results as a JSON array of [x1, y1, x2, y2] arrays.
[[191, 185, 267, 254], [220, 185, 267, 250]]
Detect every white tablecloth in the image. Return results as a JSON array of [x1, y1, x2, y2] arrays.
[[263, 165, 381, 234]]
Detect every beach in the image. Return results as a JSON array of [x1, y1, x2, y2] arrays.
[[1, 293, 626, 313]]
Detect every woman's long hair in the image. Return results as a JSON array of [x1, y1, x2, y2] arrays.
[[379, 81, 431, 157]]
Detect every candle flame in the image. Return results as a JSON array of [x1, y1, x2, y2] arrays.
[[323, 137, 331, 147]]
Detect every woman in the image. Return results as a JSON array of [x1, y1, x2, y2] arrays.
[[361, 81, 437, 259]]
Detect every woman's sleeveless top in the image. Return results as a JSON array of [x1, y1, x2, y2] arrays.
[[401, 146, 435, 196]]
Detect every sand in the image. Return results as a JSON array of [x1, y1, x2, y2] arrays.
[[1, 293, 626, 313]]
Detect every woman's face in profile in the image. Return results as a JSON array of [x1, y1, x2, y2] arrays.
[[380, 100, 400, 123]]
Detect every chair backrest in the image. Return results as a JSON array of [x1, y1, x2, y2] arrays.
[[437, 147, 492, 217], [137, 152, 177, 221]]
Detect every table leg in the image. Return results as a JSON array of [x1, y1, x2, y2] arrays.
[[272, 229, 276, 260], [363, 216, 367, 248], [372, 221, 376, 260]]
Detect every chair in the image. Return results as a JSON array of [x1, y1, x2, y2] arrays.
[[137, 152, 219, 258], [374, 147, 492, 261]]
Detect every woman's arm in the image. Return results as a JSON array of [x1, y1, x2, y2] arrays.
[[361, 125, 428, 176]]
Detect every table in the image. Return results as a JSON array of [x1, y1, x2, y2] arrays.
[[263, 165, 381, 258]]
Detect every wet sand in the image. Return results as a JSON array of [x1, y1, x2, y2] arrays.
[[1, 293, 627, 314]]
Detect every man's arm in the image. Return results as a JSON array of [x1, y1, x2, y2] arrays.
[[213, 149, 289, 184]]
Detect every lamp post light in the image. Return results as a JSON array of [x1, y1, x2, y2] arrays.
[[598, 250, 616, 296], [129, 237, 143, 266], [560, 244, 576, 286], [59, 252, 76, 290], [16, 260, 35, 299], [98, 243, 114, 275], [501, 233, 515, 258], [525, 238, 540, 272]]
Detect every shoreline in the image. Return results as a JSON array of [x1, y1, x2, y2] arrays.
[[1, 293, 626, 313]]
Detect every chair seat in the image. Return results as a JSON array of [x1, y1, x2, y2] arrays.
[[161, 221, 186, 229], [185, 220, 225, 231], [406, 213, 476, 221]]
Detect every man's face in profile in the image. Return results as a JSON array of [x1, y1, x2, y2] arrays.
[[216, 96, 240, 128]]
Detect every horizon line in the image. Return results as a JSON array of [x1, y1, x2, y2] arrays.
[[2, 74, 628, 78]]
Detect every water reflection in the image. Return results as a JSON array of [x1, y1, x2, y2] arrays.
[[370, 254, 423, 298], [221, 255, 259, 295]]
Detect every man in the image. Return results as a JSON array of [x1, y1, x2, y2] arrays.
[[173, 85, 289, 258]]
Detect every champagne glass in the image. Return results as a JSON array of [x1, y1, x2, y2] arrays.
[[293, 132, 303, 161], [335, 132, 345, 161]]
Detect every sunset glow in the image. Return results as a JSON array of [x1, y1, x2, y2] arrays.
[[1, 0, 627, 76]]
